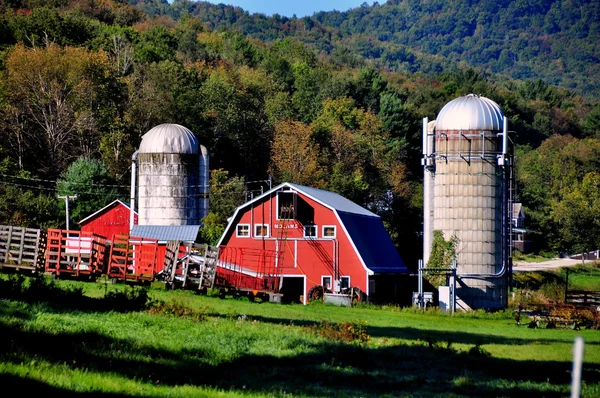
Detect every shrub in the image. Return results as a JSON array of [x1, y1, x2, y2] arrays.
[[147, 301, 211, 322], [103, 286, 151, 311], [312, 320, 370, 345]]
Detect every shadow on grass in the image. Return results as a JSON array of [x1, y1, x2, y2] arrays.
[[226, 314, 600, 347], [0, 374, 125, 397], [2, 303, 599, 397], [0, 274, 150, 313]]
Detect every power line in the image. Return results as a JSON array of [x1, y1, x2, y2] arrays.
[[0, 172, 272, 190], [0, 179, 264, 199]]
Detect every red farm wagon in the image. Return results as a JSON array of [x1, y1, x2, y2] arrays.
[[44, 229, 107, 280]]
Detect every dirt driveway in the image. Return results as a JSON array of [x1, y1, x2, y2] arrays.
[[513, 258, 584, 272]]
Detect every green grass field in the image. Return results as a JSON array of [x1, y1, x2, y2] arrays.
[[1, 274, 599, 397]]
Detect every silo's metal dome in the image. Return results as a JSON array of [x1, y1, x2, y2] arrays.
[[436, 94, 504, 131], [138, 124, 199, 154]]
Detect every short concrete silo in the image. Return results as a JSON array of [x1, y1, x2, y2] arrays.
[[422, 94, 512, 310], [131, 124, 209, 226]]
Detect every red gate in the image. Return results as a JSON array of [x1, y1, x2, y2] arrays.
[[107, 233, 158, 283]]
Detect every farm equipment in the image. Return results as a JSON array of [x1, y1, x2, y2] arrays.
[[159, 241, 218, 292], [215, 246, 283, 302], [107, 233, 158, 284], [0, 225, 45, 272], [44, 229, 107, 280], [0, 222, 295, 303]]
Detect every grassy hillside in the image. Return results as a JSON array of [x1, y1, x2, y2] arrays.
[[1, 274, 599, 397]]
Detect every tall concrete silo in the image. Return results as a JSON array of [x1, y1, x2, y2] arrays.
[[422, 94, 512, 310], [130, 123, 209, 226]]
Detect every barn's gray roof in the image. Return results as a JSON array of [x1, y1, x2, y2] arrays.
[[138, 124, 199, 154], [130, 225, 200, 242], [286, 183, 377, 217], [436, 94, 504, 131]]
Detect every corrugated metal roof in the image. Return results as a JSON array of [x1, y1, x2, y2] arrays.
[[130, 225, 200, 242], [138, 124, 199, 154], [287, 183, 377, 217], [436, 94, 504, 131]]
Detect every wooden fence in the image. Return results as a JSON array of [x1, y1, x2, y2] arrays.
[[566, 290, 600, 306], [0, 225, 44, 271]]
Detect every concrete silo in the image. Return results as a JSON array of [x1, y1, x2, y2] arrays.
[[129, 124, 209, 226], [422, 94, 512, 310]]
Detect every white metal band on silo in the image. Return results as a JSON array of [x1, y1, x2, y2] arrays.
[[129, 150, 138, 232]]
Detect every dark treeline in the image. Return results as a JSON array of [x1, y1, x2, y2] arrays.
[[0, 0, 599, 265]]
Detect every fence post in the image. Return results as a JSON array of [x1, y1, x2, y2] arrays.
[[565, 268, 569, 303], [571, 335, 584, 398]]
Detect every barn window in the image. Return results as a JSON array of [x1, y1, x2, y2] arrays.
[[255, 224, 269, 237], [304, 225, 316, 238], [322, 276, 332, 291], [277, 191, 297, 220], [340, 276, 350, 290], [236, 224, 249, 237], [322, 226, 336, 238]]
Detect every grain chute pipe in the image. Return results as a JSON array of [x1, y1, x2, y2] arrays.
[[502, 116, 508, 156], [130, 150, 138, 233], [422, 117, 435, 265]]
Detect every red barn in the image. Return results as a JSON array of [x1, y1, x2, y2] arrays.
[[217, 182, 408, 304], [79, 200, 137, 239]]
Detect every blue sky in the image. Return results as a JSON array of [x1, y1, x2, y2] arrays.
[[202, 0, 383, 18]]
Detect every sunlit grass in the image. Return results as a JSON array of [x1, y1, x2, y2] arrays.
[[1, 274, 600, 397]]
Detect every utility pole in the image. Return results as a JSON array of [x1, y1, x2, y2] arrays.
[[58, 195, 77, 230]]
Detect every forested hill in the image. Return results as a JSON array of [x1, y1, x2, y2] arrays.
[[142, 0, 600, 98], [0, 0, 599, 261]]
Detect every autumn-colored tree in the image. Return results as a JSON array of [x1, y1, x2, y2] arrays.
[[269, 120, 325, 187], [5, 43, 115, 176]]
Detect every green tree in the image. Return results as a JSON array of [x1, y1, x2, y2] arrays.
[[551, 172, 600, 256], [0, 156, 60, 228], [517, 135, 600, 253], [134, 26, 178, 63], [199, 169, 247, 245], [56, 157, 119, 229], [583, 104, 600, 138], [425, 230, 459, 288]]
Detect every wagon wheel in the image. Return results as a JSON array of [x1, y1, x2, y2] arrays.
[[350, 287, 365, 305], [307, 285, 324, 302]]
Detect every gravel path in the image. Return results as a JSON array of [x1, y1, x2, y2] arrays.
[[513, 258, 583, 272]]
